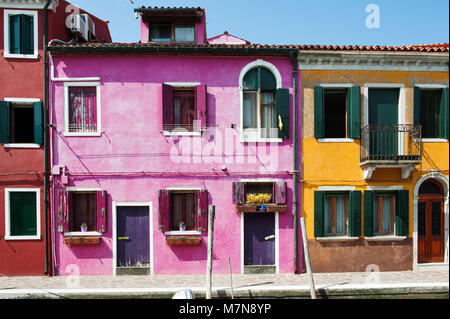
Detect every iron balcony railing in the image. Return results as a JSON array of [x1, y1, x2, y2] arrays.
[[360, 124, 422, 163]]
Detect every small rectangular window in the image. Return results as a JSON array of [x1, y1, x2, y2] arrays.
[[173, 88, 196, 131], [420, 89, 441, 138], [324, 89, 347, 138], [260, 92, 277, 138], [174, 24, 195, 42], [170, 191, 196, 231], [68, 86, 98, 133], [8, 191, 37, 236], [150, 24, 172, 42], [373, 194, 395, 235], [9, 13, 34, 55], [245, 182, 274, 204], [324, 194, 348, 236], [11, 104, 34, 143], [70, 192, 97, 232]]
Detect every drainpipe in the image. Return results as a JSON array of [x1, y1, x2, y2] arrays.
[[43, 0, 52, 275], [290, 50, 299, 273]]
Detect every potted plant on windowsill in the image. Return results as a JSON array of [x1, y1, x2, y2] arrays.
[[179, 221, 186, 232], [81, 223, 88, 232]]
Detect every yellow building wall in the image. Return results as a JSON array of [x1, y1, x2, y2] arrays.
[[302, 70, 449, 240]]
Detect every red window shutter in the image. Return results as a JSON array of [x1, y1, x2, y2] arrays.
[[58, 189, 69, 233], [273, 181, 287, 205], [96, 190, 107, 233], [158, 189, 170, 231], [162, 84, 173, 130], [196, 189, 208, 232], [195, 84, 207, 131], [232, 182, 245, 204]]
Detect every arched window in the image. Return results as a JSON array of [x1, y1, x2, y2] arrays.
[[242, 67, 277, 138]]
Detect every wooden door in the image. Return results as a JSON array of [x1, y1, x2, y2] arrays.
[[418, 198, 445, 263], [117, 206, 150, 272], [244, 213, 275, 266]]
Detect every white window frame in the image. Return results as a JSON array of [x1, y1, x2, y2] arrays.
[[3, 9, 39, 59], [162, 82, 203, 137], [63, 186, 102, 236], [4, 188, 41, 240], [63, 82, 102, 137], [415, 84, 449, 143], [239, 60, 283, 143], [2, 97, 41, 148]]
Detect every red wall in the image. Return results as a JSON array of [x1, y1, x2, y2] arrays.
[[0, 1, 111, 276]]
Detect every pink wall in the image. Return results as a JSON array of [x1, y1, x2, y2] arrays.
[[50, 54, 301, 275]]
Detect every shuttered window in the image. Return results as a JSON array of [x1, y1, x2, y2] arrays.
[[158, 189, 208, 233], [8, 13, 34, 55], [314, 86, 360, 139], [314, 190, 361, 238], [58, 190, 107, 233], [414, 86, 449, 139], [0, 101, 43, 144], [232, 181, 287, 205], [5, 189, 40, 239], [162, 84, 207, 132], [363, 190, 409, 237]]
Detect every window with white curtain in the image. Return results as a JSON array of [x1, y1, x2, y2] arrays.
[[242, 67, 278, 138], [324, 194, 348, 236]]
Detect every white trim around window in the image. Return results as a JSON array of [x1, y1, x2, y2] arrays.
[[63, 82, 102, 137], [4, 188, 41, 240], [3, 9, 39, 59]]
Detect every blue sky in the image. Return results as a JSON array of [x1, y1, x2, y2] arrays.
[[70, 0, 449, 46]]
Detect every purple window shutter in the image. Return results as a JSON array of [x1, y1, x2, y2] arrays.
[[96, 190, 107, 233], [196, 190, 208, 232], [232, 182, 245, 204], [162, 84, 173, 131], [195, 84, 207, 131], [58, 189, 69, 233], [158, 189, 170, 231], [273, 181, 287, 205]]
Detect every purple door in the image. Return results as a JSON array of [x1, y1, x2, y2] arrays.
[[117, 206, 150, 269], [244, 213, 275, 265]]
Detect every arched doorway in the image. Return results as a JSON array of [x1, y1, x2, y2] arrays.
[[418, 179, 445, 263]]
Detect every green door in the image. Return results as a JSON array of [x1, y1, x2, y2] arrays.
[[368, 89, 399, 159]]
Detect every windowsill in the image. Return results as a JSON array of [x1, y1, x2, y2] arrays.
[[421, 138, 448, 143], [240, 137, 283, 143], [63, 132, 102, 137], [164, 230, 202, 236], [64, 231, 102, 237], [3, 52, 38, 59], [316, 236, 360, 242], [4, 235, 40, 240], [163, 131, 202, 137], [318, 138, 355, 143], [365, 236, 407, 241], [3, 143, 41, 148]]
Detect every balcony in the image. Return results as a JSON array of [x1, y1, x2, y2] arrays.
[[360, 124, 422, 179]]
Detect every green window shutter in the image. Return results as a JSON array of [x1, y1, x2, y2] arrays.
[[413, 86, 421, 126], [9, 192, 37, 236], [314, 191, 325, 237], [348, 191, 362, 237], [20, 14, 34, 55], [276, 88, 290, 139], [440, 87, 449, 139], [363, 191, 374, 237], [314, 86, 324, 139], [33, 101, 43, 144], [347, 86, 361, 138], [9, 14, 22, 54], [0, 101, 11, 143], [395, 190, 409, 237], [260, 67, 276, 90], [242, 68, 259, 90]]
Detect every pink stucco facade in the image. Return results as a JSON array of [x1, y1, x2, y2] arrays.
[[49, 53, 302, 276]]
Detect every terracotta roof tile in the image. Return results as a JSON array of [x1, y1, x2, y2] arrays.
[[48, 41, 449, 53]]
